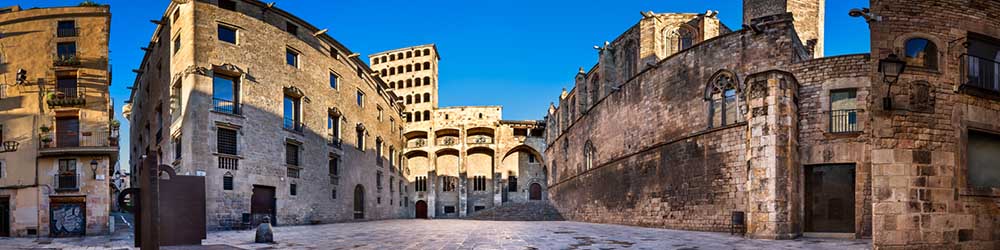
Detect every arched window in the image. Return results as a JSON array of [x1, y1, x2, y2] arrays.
[[389, 54, 395, 61], [406, 64, 413, 72], [373, 58, 379, 64], [406, 79, 413, 87], [423, 93, 430, 102], [705, 71, 743, 128], [589, 74, 600, 106], [415, 112, 422, 122], [396, 53, 404, 59], [415, 50, 422, 57], [415, 63, 422, 71], [406, 95, 412, 104], [623, 40, 637, 79], [406, 51, 412, 58], [380, 69, 387, 76], [397, 66, 404, 74], [415, 95, 422, 103], [405, 112, 412, 122], [389, 81, 395, 89], [381, 55, 387, 62], [904, 38, 937, 69], [583, 140, 595, 170], [677, 27, 695, 51], [415, 78, 422, 85], [423, 77, 431, 86], [389, 68, 396, 75], [423, 48, 430, 55], [423, 110, 430, 120], [423, 62, 430, 70]]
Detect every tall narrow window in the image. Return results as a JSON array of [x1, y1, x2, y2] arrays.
[[56, 42, 77, 60], [212, 75, 239, 114], [706, 72, 742, 128], [328, 112, 341, 145], [283, 95, 301, 131], [290, 183, 297, 196], [57, 159, 77, 190], [904, 38, 937, 69], [415, 176, 427, 192], [285, 142, 299, 166], [677, 28, 694, 51], [329, 156, 339, 176], [830, 89, 859, 133], [173, 36, 181, 54], [356, 90, 365, 107], [375, 137, 383, 166], [377, 171, 383, 190], [329, 72, 339, 89], [286, 48, 298, 67], [356, 125, 365, 150], [508, 176, 518, 192], [584, 140, 595, 170], [377, 106, 383, 121], [223, 172, 234, 190], [173, 134, 182, 160], [218, 25, 237, 44]]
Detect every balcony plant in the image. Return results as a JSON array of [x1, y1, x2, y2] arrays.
[[40, 126, 53, 147], [53, 55, 81, 66]]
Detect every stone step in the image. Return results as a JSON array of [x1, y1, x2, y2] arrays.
[[464, 201, 565, 221]]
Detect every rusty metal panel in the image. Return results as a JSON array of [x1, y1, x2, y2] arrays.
[[135, 156, 207, 248]]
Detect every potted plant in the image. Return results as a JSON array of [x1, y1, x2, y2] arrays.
[[41, 135, 53, 147], [110, 119, 121, 129]]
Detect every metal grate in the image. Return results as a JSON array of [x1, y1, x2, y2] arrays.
[[829, 109, 859, 133]]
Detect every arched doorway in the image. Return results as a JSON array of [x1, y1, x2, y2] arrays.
[[353, 185, 365, 219], [529, 183, 542, 200], [415, 200, 428, 219]]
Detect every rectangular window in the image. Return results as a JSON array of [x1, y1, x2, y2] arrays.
[[356, 90, 365, 107], [212, 75, 239, 114], [508, 176, 518, 192], [444, 206, 455, 214], [173, 134, 182, 160], [474, 206, 485, 211], [57, 159, 77, 190], [968, 130, 1000, 188], [332, 189, 337, 199], [473, 176, 486, 191], [171, 80, 182, 115], [172, 9, 179, 23], [286, 48, 298, 67], [290, 183, 297, 196], [218, 25, 237, 44], [57, 20, 76, 37], [528, 154, 536, 163], [217, 127, 238, 155], [56, 42, 76, 59], [218, 0, 236, 11], [285, 143, 299, 166], [443, 177, 455, 192], [377, 171, 383, 190], [173, 36, 181, 54], [223, 174, 233, 190], [389, 176, 394, 192], [285, 21, 298, 35], [328, 114, 341, 145], [329, 156, 339, 176], [830, 89, 858, 133], [283, 95, 301, 131], [415, 176, 427, 192], [357, 128, 365, 150], [329, 72, 338, 89]]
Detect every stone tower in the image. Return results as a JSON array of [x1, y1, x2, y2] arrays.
[[743, 0, 824, 58]]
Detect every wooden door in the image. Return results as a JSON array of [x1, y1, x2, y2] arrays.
[[415, 200, 428, 219], [250, 185, 276, 227], [529, 183, 542, 200], [353, 185, 365, 219], [805, 164, 856, 233], [56, 117, 79, 147], [0, 198, 9, 237]]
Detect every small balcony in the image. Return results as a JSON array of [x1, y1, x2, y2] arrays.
[[829, 109, 860, 133], [53, 54, 81, 67], [961, 54, 1000, 93], [54, 174, 80, 192], [219, 154, 239, 170], [46, 87, 87, 107], [212, 98, 241, 115], [39, 129, 119, 156], [57, 27, 78, 37]]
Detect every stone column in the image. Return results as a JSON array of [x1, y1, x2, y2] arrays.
[[744, 71, 800, 239]]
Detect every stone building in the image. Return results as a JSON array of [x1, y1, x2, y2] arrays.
[[124, 0, 407, 229], [369, 46, 547, 218], [0, 4, 116, 237], [545, 0, 999, 249]]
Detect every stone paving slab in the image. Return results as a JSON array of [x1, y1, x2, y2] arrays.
[[0, 219, 871, 250]]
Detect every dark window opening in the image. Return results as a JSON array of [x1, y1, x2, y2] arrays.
[[217, 128, 238, 155], [223, 172, 233, 190], [218, 0, 236, 11], [290, 183, 297, 196], [968, 130, 1000, 188], [286, 48, 298, 67], [508, 176, 517, 192], [218, 25, 237, 44], [285, 143, 299, 166], [285, 21, 298, 35], [904, 38, 938, 69], [830, 89, 859, 133]]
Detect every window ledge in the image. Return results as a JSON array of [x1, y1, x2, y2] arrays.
[[906, 66, 941, 75], [283, 127, 304, 135], [210, 110, 245, 119], [958, 85, 1000, 101], [212, 153, 243, 159], [824, 131, 863, 138], [55, 188, 79, 193]]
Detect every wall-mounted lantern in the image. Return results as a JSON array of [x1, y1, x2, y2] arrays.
[[1, 141, 18, 153], [878, 53, 906, 110]]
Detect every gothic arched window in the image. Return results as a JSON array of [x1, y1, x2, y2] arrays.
[[589, 74, 600, 106], [705, 71, 743, 128], [678, 27, 695, 51], [583, 140, 596, 171], [622, 41, 638, 80]]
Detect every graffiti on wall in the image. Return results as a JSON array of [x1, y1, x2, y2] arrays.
[[50, 203, 86, 236]]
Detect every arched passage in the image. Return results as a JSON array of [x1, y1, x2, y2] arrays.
[[415, 200, 428, 219], [353, 185, 365, 219]]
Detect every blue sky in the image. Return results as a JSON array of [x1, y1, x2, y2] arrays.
[[17, 0, 870, 170]]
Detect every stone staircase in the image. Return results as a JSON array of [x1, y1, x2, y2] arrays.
[[464, 201, 565, 221]]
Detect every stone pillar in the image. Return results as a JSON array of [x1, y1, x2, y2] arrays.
[[427, 169, 436, 219], [744, 71, 800, 239]]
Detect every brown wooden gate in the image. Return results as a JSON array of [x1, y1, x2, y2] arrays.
[[0, 197, 9, 237], [353, 185, 365, 219], [529, 183, 542, 200], [251, 185, 276, 227], [805, 164, 856, 233], [415, 200, 428, 219]]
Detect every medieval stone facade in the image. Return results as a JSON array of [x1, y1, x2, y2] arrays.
[[125, 0, 407, 229], [545, 0, 999, 249], [369, 46, 548, 218], [0, 5, 116, 237]]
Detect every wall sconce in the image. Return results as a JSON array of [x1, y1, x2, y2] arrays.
[[90, 159, 99, 178], [878, 53, 906, 110], [1, 141, 18, 153]]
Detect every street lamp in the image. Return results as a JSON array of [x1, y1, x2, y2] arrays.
[[90, 159, 99, 178], [878, 53, 906, 110], [1, 141, 18, 153]]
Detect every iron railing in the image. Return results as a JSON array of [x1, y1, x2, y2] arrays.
[[962, 54, 1000, 92], [54, 173, 79, 191], [283, 118, 302, 132], [212, 98, 240, 115], [47, 87, 87, 107], [287, 167, 300, 178], [53, 54, 81, 66], [219, 155, 239, 170], [40, 130, 116, 149], [57, 27, 78, 37], [830, 109, 859, 133]]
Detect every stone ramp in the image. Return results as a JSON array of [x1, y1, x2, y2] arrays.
[[464, 201, 565, 221]]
